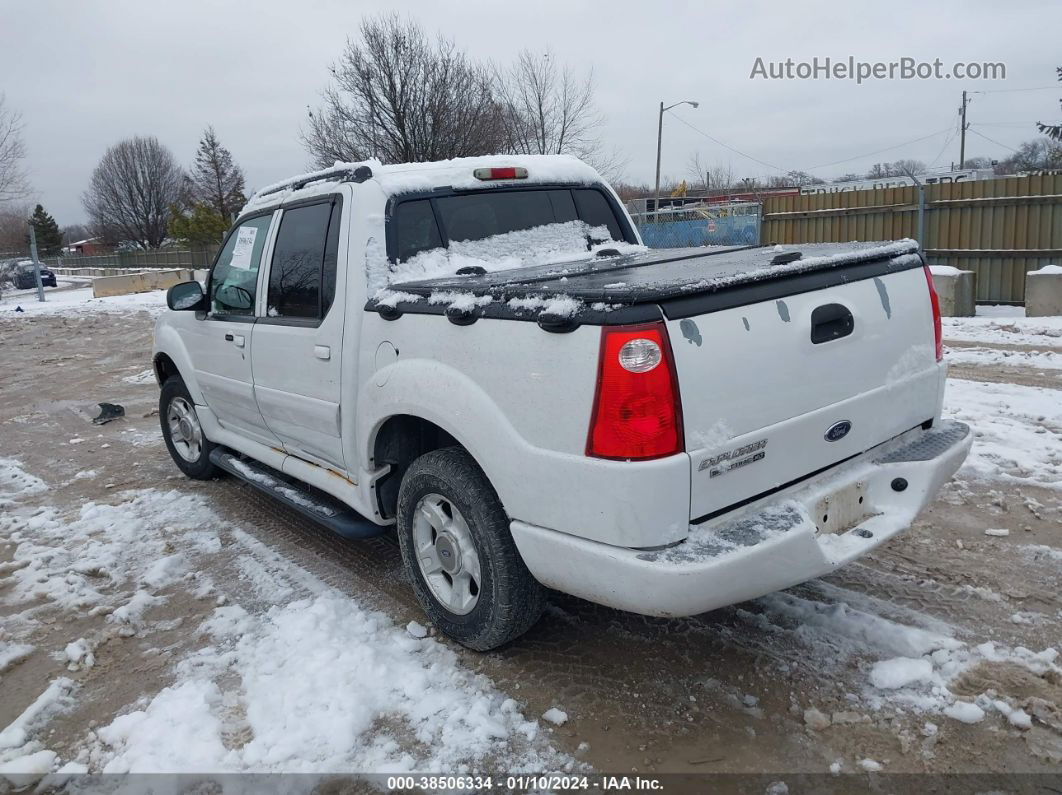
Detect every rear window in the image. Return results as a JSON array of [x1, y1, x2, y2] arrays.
[[389, 187, 627, 262]]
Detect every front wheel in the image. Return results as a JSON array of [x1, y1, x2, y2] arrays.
[[396, 447, 545, 651], [159, 377, 218, 480]]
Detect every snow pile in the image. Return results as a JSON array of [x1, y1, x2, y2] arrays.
[[377, 220, 639, 291], [0, 456, 570, 776], [942, 379, 1062, 488], [942, 306, 1062, 346], [0, 287, 167, 317], [0, 457, 47, 506], [868, 657, 934, 690], [943, 345, 1062, 371], [428, 291, 495, 313], [507, 295, 583, 318], [94, 590, 565, 774], [0, 678, 78, 777], [737, 580, 1060, 725], [929, 265, 964, 276], [121, 369, 156, 385], [1, 487, 222, 616], [375, 154, 603, 196]]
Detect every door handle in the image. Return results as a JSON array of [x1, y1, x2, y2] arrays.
[[314, 345, 331, 360], [224, 333, 246, 348], [810, 303, 854, 344]]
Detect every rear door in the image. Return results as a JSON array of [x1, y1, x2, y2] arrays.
[[184, 212, 278, 446], [251, 195, 347, 470]]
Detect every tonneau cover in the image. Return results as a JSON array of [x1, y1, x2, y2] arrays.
[[369, 240, 924, 325]]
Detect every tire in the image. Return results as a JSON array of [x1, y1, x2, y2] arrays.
[[396, 447, 545, 650], [159, 376, 218, 480]]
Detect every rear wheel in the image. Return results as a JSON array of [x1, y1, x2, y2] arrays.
[[396, 447, 545, 650], [159, 377, 218, 480]]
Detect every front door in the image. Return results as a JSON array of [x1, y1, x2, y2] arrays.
[[182, 212, 278, 446], [251, 196, 347, 470]]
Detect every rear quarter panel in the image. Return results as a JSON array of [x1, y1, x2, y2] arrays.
[[356, 312, 692, 547]]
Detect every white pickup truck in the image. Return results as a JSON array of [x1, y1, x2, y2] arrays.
[[154, 154, 971, 650]]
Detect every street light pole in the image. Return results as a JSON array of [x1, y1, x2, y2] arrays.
[[28, 223, 46, 303], [653, 100, 699, 217]]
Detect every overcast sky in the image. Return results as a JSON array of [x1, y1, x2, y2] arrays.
[[2, 0, 1059, 224]]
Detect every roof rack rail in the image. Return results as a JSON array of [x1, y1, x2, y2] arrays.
[[255, 164, 374, 199]]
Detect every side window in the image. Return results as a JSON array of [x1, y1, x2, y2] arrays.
[[322, 202, 341, 314], [394, 199, 442, 262], [573, 189, 623, 242], [209, 214, 272, 316], [267, 201, 337, 320]]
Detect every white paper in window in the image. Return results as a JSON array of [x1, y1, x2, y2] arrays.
[[229, 226, 258, 270]]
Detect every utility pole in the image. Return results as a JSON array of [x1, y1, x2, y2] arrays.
[[959, 90, 969, 170], [654, 102, 664, 216], [28, 222, 46, 303]]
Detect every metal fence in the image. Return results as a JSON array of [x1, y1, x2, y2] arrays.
[[630, 202, 762, 248], [40, 246, 219, 271], [762, 173, 1062, 303]]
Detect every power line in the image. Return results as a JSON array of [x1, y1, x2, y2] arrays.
[[971, 85, 1057, 94], [928, 126, 960, 169], [667, 112, 789, 174], [804, 127, 953, 171], [967, 127, 1021, 154]]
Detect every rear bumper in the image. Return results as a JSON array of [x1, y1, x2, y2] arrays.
[[511, 420, 971, 617]]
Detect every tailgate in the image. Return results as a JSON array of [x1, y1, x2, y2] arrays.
[[667, 264, 942, 521]]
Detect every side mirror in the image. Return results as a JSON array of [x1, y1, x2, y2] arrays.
[[167, 280, 206, 311]]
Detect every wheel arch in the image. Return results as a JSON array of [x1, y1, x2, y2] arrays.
[[370, 413, 476, 521]]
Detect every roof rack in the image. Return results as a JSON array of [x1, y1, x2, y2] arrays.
[[254, 164, 374, 199]]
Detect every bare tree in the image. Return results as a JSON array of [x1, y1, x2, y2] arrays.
[[61, 223, 92, 245], [0, 94, 29, 204], [302, 14, 503, 166], [494, 49, 602, 157], [184, 126, 246, 221], [0, 202, 31, 255], [82, 136, 183, 249]]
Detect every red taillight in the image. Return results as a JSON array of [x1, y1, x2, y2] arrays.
[[923, 264, 943, 361], [473, 166, 528, 181], [587, 322, 684, 460]]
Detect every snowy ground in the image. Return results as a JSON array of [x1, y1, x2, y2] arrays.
[[0, 284, 167, 317], [0, 300, 1060, 785]]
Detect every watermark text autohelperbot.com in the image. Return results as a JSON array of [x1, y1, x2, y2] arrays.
[[750, 57, 1006, 83]]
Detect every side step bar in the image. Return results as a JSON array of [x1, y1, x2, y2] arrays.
[[209, 449, 387, 540]]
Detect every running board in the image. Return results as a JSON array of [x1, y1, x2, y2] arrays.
[[209, 449, 386, 540]]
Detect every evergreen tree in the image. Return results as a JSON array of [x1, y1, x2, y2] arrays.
[[168, 202, 229, 247], [185, 127, 246, 221], [27, 204, 62, 256], [1036, 67, 1061, 142]]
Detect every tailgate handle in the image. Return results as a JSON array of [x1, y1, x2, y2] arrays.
[[811, 303, 854, 344]]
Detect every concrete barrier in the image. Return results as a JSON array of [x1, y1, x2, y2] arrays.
[[929, 266, 976, 317], [91, 269, 195, 298], [1025, 265, 1062, 317]]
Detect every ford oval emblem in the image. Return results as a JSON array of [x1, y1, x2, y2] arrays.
[[825, 420, 852, 442]]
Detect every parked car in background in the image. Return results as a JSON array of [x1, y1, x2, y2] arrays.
[[152, 154, 971, 650], [12, 261, 57, 289]]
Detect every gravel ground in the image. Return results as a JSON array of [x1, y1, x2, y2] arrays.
[[1, 296, 1060, 786]]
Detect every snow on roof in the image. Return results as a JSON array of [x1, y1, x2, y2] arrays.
[[244, 154, 603, 213]]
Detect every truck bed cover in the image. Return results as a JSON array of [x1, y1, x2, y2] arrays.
[[368, 240, 924, 327]]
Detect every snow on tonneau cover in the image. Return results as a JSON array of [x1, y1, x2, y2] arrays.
[[372, 238, 939, 523]]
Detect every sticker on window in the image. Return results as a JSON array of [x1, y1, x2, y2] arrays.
[[230, 226, 258, 270]]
